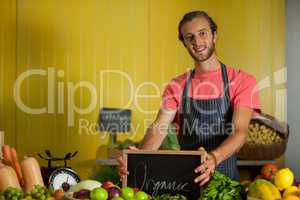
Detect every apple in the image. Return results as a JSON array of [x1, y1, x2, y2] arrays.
[[90, 188, 108, 200], [121, 187, 134, 200], [135, 191, 148, 200], [112, 197, 124, 200]]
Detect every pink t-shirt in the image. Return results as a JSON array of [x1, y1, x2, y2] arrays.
[[161, 65, 261, 112]]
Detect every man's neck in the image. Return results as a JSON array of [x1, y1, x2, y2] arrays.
[[195, 54, 220, 73]]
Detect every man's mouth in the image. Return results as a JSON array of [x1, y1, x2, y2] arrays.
[[194, 47, 206, 53]]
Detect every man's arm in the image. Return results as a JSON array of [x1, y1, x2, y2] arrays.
[[212, 106, 252, 165], [140, 109, 177, 150], [194, 106, 253, 185]]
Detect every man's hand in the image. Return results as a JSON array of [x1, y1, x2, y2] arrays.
[[117, 108, 176, 181], [194, 153, 217, 186], [117, 146, 139, 181]]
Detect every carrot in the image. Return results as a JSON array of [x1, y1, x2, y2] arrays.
[[10, 148, 24, 186], [2, 145, 13, 166]]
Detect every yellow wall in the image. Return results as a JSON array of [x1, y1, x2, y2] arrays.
[[0, 0, 16, 146], [0, 0, 285, 178]]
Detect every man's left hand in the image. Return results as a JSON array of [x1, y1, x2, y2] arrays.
[[194, 153, 217, 186]]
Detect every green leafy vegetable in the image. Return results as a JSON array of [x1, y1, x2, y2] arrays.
[[90, 166, 121, 187], [199, 171, 246, 200], [153, 193, 188, 200], [159, 124, 180, 150]]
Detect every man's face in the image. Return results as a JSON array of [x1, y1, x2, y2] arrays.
[[181, 17, 216, 62]]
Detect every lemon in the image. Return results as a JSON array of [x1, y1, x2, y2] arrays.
[[282, 195, 300, 200], [283, 186, 300, 197], [274, 168, 294, 191]]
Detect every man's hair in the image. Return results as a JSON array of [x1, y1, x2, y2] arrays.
[[178, 11, 218, 42]]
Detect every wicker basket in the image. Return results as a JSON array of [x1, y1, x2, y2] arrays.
[[237, 114, 289, 160]]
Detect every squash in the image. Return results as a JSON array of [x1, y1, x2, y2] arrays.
[[21, 156, 44, 193], [0, 165, 21, 191]]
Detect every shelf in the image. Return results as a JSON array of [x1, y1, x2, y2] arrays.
[[237, 160, 276, 166], [96, 158, 118, 166], [96, 158, 276, 166]]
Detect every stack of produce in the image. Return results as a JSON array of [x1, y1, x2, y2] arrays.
[[246, 163, 300, 200], [65, 180, 149, 200], [152, 194, 187, 200], [247, 122, 282, 145], [199, 171, 246, 200], [0, 145, 50, 200]]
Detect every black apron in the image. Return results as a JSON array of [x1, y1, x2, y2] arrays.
[[179, 63, 239, 180]]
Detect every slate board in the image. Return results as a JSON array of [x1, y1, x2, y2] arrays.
[[99, 108, 131, 132], [122, 150, 204, 200]]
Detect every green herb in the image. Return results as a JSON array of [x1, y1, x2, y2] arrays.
[[199, 171, 246, 200], [90, 166, 121, 187], [159, 124, 180, 150], [153, 193, 188, 200]]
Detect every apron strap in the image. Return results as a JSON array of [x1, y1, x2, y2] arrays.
[[180, 63, 231, 114]]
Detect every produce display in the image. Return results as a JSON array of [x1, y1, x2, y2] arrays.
[[260, 163, 278, 181], [3, 142, 300, 200], [246, 164, 300, 200], [0, 185, 52, 200], [1, 145, 45, 192], [247, 179, 281, 200], [247, 122, 283, 145], [199, 171, 245, 200], [152, 194, 188, 200], [65, 181, 150, 200]]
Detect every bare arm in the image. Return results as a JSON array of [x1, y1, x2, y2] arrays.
[[140, 109, 177, 150], [118, 109, 176, 179], [212, 106, 252, 165], [194, 106, 253, 185]]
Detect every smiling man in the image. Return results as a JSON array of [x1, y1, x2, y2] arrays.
[[119, 11, 260, 186]]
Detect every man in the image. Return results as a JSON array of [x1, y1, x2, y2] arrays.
[[119, 11, 260, 186]]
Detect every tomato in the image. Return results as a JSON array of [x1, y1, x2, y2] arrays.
[[261, 163, 278, 181]]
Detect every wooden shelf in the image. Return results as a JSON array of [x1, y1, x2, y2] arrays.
[[96, 158, 276, 167], [237, 160, 276, 166]]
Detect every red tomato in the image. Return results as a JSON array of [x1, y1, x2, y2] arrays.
[[261, 163, 279, 181]]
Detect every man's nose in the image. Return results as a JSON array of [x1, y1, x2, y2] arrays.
[[193, 35, 204, 47]]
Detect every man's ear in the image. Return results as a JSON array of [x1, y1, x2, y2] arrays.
[[213, 32, 217, 43]]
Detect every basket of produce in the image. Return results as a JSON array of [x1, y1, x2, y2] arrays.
[[238, 113, 289, 160]]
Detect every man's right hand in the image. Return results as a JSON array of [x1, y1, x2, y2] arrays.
[[117, 146, 139, 181]]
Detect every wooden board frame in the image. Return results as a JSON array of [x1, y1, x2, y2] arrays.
[[121, 149, 205, 196]]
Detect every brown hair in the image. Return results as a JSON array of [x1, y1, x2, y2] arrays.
[[178, 11, 217, 42]]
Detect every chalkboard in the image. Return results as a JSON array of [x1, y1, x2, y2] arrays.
[[123, 150, 204, 200], [98, 108, 131, 133]]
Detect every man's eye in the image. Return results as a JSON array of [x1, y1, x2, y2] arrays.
[[199, 32, 207, 37], [185, 36, 193, 42]]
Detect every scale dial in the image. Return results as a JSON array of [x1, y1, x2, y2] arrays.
[[49, 168, 80, 191]]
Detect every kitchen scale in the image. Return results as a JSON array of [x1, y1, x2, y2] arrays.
[[38, 150, 81, 191], [48, 167, 80, 191]]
